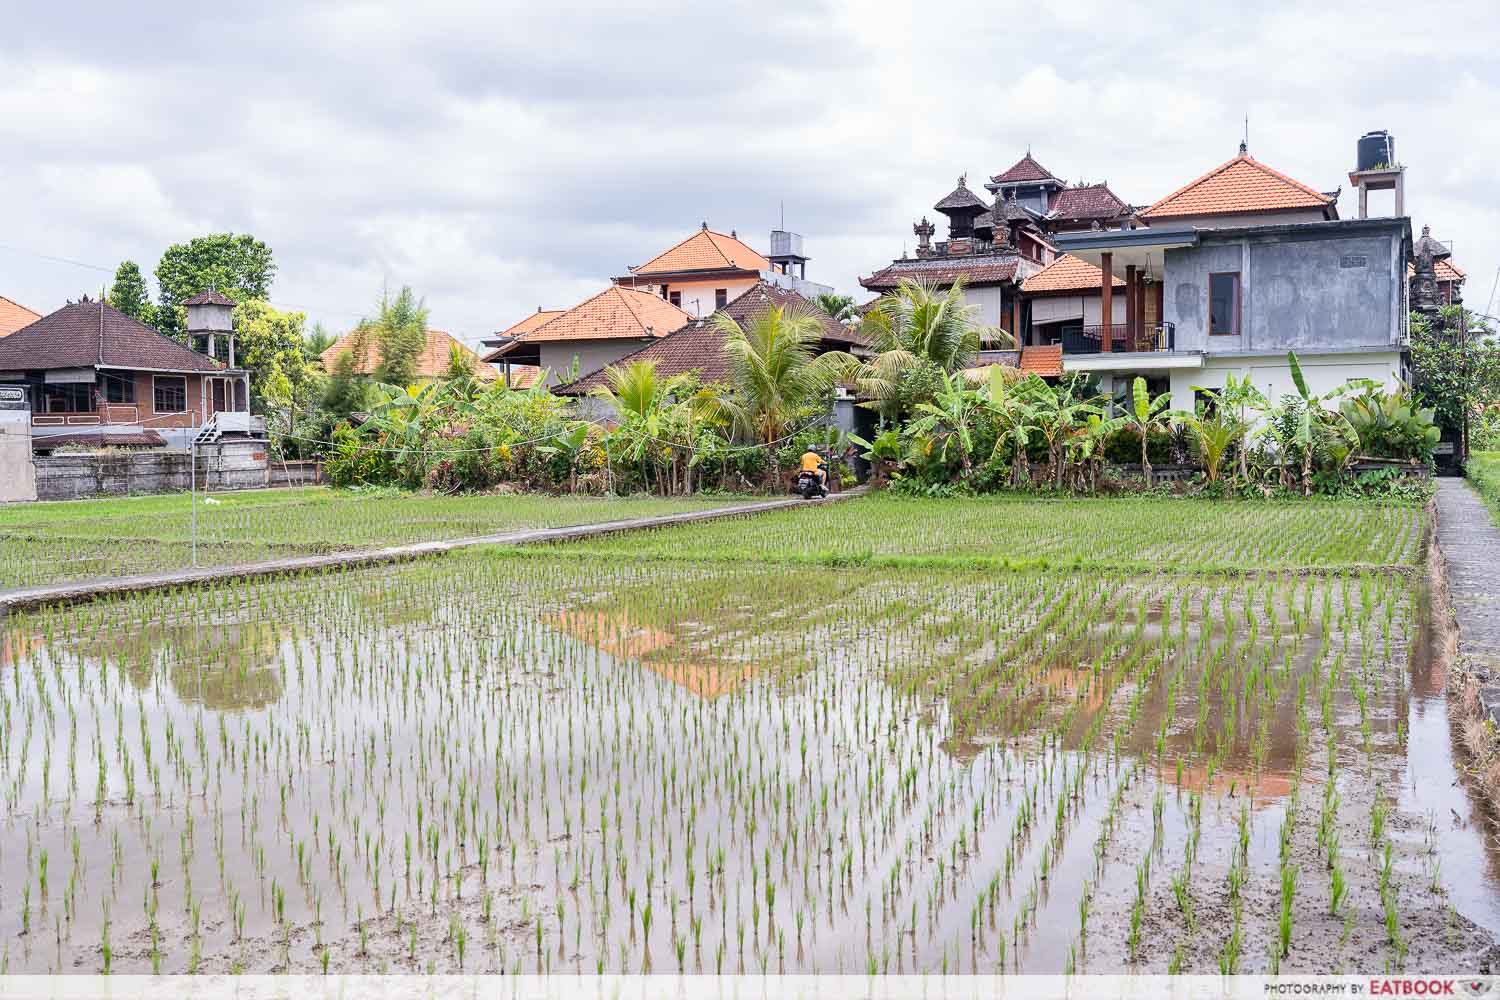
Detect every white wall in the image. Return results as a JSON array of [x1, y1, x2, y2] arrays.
[[664, 278, 759, 319], [1168, 351, 1402, 414], [958, 285, 1007, 327]]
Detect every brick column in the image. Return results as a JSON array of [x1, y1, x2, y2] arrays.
[[1100, 252, 1113, 354]]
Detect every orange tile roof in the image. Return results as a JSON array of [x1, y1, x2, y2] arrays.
[[631, 227, 771, 276], [1140, 153, 1333, 221], [1019, 345, 1063, 377], [1020, 254, 1125, 294], [501, 285, 690, 349], [1409, 259, 1466, 283], [320, 327, 497, 381], [499, 308, 564, 338], [0, 295, 41, 338]]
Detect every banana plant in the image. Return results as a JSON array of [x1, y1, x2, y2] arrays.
[[981, 366, 1041, 488], [1065, 412, 1125, 493], [1120, 377, 1176, 485], [905, 371, 984, 474], [535, 423, 592, 494]]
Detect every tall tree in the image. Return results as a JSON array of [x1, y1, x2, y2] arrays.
[[231, 300, 323, 415], [303, 321, 337, 361], [366, 286, 429, 387], [108, 261, 153, 324], [154, 233, 276, 340]]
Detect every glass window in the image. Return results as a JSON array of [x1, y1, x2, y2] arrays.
[[44, 383, 95, 413], [99, 372, 135, 404], [715, 289, 728, 310], [669, 291, 681, 308], [1209, 273, 1239, 335], [154, 376, 187, 413]]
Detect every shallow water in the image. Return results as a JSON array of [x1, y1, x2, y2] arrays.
[[0, 557, 1495, 974]]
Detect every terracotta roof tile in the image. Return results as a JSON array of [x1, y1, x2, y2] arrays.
[[498, 309, 564, 338], [1408, 258, 1466, 283], [0, 295, 41, 338], [1021, 254, 1124, 294], [555, 283, 858, 396], [1141, 153, 1333, 220], [518, 285, 689, 347], [992, 154, 1058, 185], [861, 255, 1022, 291], [1049, 184, 1131, 222], [631, 227, 770, 276], [0, 300, 224, 373], [321, 327, 497, 381], [1019, 345, 1062, 377]]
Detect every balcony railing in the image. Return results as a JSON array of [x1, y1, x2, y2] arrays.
[[1059, 322, 1176, 355]]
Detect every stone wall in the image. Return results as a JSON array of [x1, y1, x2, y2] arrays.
[[34, 442, 269, 500]]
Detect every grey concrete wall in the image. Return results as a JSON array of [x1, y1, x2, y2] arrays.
[[1165, 231, 1398, 354], [539, 342, 648, 387], [34, 442, 268, 500], [1165, 243, 1243, 350]]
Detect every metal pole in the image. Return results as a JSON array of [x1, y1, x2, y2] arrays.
[[190, 434, 198, 567]]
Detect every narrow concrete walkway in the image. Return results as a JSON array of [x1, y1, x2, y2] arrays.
[[1435, 478, 1500, 701], [0, 489, 865, 615]]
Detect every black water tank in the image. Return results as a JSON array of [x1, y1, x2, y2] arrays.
[[1357, 130, 1396, 171]]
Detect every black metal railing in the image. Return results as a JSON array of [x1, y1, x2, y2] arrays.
[[1058, 322, 1176, 354]]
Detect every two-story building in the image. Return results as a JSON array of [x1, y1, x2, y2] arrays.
[[1051, 140, 1409, 411]]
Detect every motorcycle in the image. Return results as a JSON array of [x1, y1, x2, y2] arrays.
[[795, 470, 829, 500]]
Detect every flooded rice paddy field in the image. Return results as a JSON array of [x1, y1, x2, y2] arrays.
[[2, 530, 1497, 976], [557, 495, 1427, 571], [0, 490, 745, 591]]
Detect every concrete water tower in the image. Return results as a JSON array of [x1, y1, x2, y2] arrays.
[[1348, 130, 1404, 219], [183, 289, 237, 365]]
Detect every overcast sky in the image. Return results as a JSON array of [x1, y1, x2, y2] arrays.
[[2, 1, 1497, 347]]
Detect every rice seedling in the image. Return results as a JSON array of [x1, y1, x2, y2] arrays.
[[0, 492, 1475, 974]]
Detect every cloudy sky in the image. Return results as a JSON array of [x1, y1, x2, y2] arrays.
[[3, 1, 1497, 347]]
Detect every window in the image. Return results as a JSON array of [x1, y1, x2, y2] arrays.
[[99, 372, 135, 404], [153, 376, 187, 413], [669, 291, 681, 308], [1208, 272, 1240, 335], [44, 383, 95, 413], [715, 288, 728, 310]]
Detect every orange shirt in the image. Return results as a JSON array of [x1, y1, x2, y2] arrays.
[[800, 452, 823, 473]]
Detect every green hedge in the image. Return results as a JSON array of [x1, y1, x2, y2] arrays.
[[1469, 452, 1500, 516]]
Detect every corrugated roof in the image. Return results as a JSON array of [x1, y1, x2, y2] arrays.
[[1141, 153, 1333, 220], [1021, 254, 1124, 294], [321, 327, 497, 381], [181, 290, 236, 306], [631, 227, 770, 276], [0, 300, 224, 373], [0, 295, 41, 338]]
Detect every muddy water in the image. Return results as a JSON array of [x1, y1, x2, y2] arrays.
[[0, 558, 1498, 975]]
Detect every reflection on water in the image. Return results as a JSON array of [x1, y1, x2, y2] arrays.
[[0, 557, 1497, 976]]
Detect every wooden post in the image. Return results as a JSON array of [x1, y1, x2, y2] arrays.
[[1156, 282, 1166, 348], [1124, 264, 1137, 352], [1099, 253, 1113, 353]]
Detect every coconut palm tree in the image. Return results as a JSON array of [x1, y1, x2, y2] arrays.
[[813, 292, 857, 323], [857, 278, 1010, 416], [709, 303, 858, 488], [591, 359, 687, 491]]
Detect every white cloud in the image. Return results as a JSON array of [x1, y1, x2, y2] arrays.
[[1, 0, 1497, 338]]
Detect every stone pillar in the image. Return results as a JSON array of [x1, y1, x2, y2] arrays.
[[1099, 253, 1113, 353]]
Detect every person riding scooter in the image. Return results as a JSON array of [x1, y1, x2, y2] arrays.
[[797, 448, 828, 498]]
